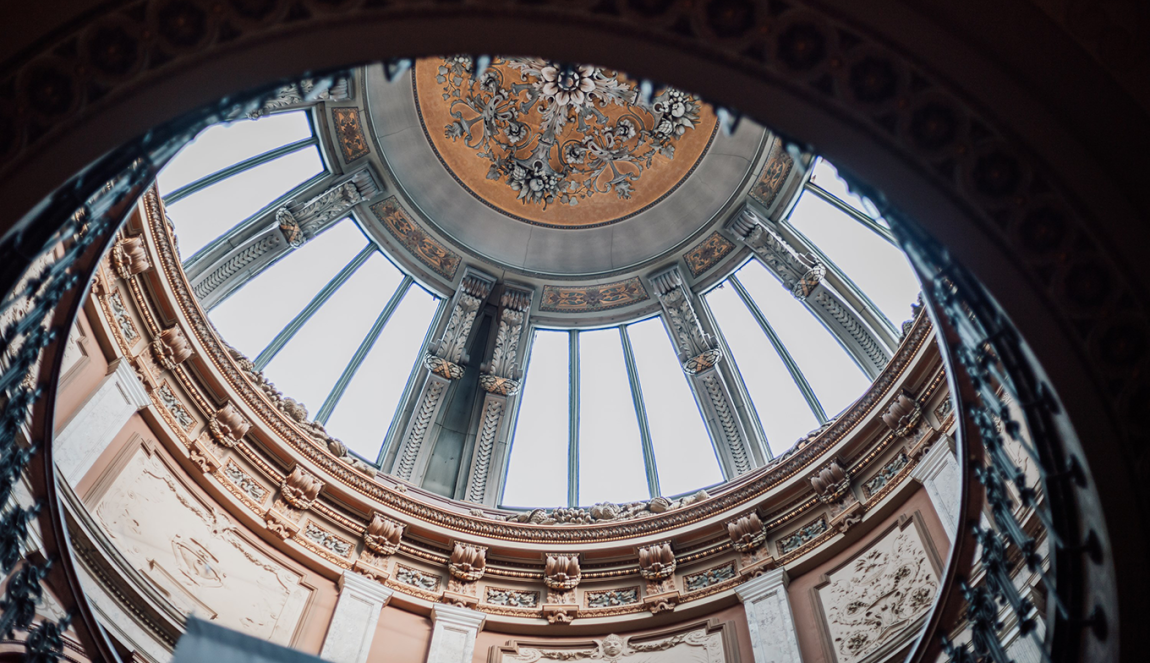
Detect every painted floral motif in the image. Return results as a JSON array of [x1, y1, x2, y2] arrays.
[[539, 278, 648, 313], [684, 232, 736, 277], [438, 56, 704, 208]]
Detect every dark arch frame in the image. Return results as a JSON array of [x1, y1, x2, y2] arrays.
[[1, 2, 1146, 662]]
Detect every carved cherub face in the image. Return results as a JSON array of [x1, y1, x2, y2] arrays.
[[600, 635, 625, 658]]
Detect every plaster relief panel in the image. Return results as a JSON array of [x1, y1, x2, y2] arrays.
[[494, 621, 735, 663], [815, 518, 940, 663], [94, 446, 311, 645]]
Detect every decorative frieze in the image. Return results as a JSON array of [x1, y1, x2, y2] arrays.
[[748, 140, 795, 209], [332, 107, 370, 162], [111, 235, 151, 279], [107, 290, 139, 342], [396, 564, 442, 592], [371, 197, 461, 280], [539, 278, 648, 313], [208, 402, 250, 447], [493, 622, 732, 663], [684, 232, 736, 277], [684, 562, 736, 592], [363, 512, 404, 555], [157, 383, 194, 431], [485, 588, 538, 608], [863, 452, 909, 498], [152, 326, 193, 369], [777, 517, 829, 555], [304, 522, 353, 558], [223, 460, 267, 503], [585, 588, 639, 609]]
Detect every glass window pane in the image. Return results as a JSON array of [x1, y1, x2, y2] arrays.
[[736, 260, 871, 417], [502, 331, 570, 507], [579, 329, 649, 505], [166, 146, 323, 259], [259, 253, 405, 418], [706, 280, 819, 456], [209, 220, 368, 358], [787, 191, 920, 327], [157, 112, 314, 195], [627, 318, 723, 496], [808, 157, 886, 224], [324, 285, 440, 461]]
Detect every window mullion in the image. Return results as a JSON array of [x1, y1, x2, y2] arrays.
[[730, 275, 828, 425], [164, 135, 318, 205], [803, 181, 897, 245], [254, 244, 373, 370], [568, 330, 580, 508], [315, 275, 412, 425], [620, 325, 660, 498]]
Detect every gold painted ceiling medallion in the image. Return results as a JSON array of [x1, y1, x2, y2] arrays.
[[415, 56, 718, 228]]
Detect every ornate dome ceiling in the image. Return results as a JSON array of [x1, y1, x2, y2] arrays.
[[412, 57, 718, 229], [367, 58, 768, 281]]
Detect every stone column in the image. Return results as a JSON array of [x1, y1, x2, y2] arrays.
[[650, 266, 757, 476], [735, 568, 803, 663], [427, 604, 486, 663], [391, 270, 495, 484], [319, 571, 394, 663], [465, 286, 532, 506], [55, 358, 150, 484], [726, 205, 892, 378], [911, 437, 961, 541]]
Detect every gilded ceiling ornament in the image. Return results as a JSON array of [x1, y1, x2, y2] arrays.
[[437, 56, 703, 209], [448, 542, 487, 582], [363, 513, 404, 556], [637, 542, 676, 581]]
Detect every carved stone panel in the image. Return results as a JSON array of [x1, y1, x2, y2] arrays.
[[492, 620, 736, 663], [814, 517, 940, 663], [94, 447, 311, 644]]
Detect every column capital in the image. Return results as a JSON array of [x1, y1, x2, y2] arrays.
[[111, 358, 150, 410], [911, 435, 956, 484], [735, 567, 788, 603], [338, 570, 394, 606], [431, 603, 487, 632]]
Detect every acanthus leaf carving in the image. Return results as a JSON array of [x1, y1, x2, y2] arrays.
[[208, 402, 250, 448], [544, 554, 581, 590], [152, 326, 194, 369], [280, 464, 323, 510], [637, 541, 676, 581], [111, 235, 151, 280], [364, 512, 403, 555], [448, 541, 487, 582], [727, 512, 766, 553]]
